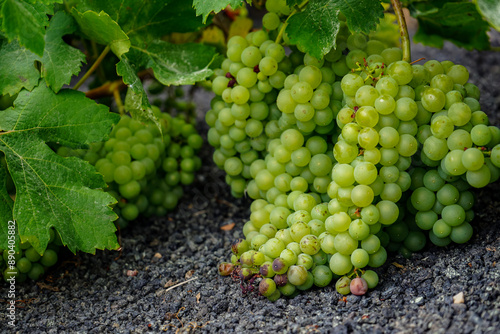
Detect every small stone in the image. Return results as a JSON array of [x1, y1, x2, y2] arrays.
[[126, 269, 138, 277], [151, 253, 162, 262], [414, 296, 424, 305], [453, 292, 465, 304]]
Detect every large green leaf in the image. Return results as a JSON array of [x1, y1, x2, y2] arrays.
[[193, 0, 245, 23], [41, 12, 86, 93], [332, 0, 384, 34], [71, 8, 130, 58], [131, 41, 218, 86], [0, 12, 86, 96], [477, 0, 500, 31], [413, 2, 490, 50], [0, 39, 40, 96], [0, 84, 120, 254], [75, 0, 207, 46], [1, 0, 50, 56], [286, 0, 340, 59]]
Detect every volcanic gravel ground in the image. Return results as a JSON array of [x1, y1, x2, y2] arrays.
[[2, 38, 500, 334]]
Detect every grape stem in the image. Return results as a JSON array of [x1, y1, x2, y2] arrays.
[[85, 69, 151, 99], [390, 0, 411, 62], [112, 82, 125, 115], [73, 45, 110, 90]]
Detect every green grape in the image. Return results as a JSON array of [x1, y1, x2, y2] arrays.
[[329, 253, 353, 276], [349, 248, 369, 269], [429, 230, 452, 247], [335, 276, 351, 295], [16, 257, 32, 274], [25, 247, 41, 262], [361, 270, 379, 289], [40, 249, 58, 267], [433, 219, 452, 238], [119, 180, 141, 199], [466, 165, 491, 188], [450, 222, 473, 244], [388, 61, 413, 85], [403, 231, 426, 252], [421, 87, 446, 113], [368, 246, 387, 267], [114, 165, 133, 185], [299, 234, 320, 255], [341, 73, 364, 96]]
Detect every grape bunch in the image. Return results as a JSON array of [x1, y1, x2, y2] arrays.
[[1, 229, 62, 282], [212, 5, 500, 301], [206, 32, 292, 197], [58, 106, 204, 228], [206, 2, 361, 198]]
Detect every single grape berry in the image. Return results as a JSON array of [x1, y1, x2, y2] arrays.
[[350, 277, 369, 296]]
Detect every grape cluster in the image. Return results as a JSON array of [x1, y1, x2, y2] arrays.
[[1, 229, 62, 282], [213, 6, 500, 301], [206, 31, 292, 197], [59, 107, 204, 228]]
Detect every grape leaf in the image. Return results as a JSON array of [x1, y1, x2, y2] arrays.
[[41, 12, 86, 93], [0, 84, 120, 254], [286, 0, 340, 59], [131, 41, 218, 86], [74, 0, 206, 47], [193, 0, 245, 23], [71, 8, 130, 58], [1, 0, 50, 56], [0, 39, 40, 96], [412, 2, 490, 50], [116, 56, 160, 130], [477, 0, 500, 31], [0, 162, 14, 250], [286, 0, 303, 7], [331, 0, 384, 34]]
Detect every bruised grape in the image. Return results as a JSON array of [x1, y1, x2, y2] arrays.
[[350, 277, 369, 296], [274, 273, 288, 287], [239, 267, 255, 280], [232, 239, 249, 256], [272, 257, 288, 274], [335, 276, 351, 295], [259, 278, 277, 297], [218, 262, 235, 276], [260, 262, 275, 277]]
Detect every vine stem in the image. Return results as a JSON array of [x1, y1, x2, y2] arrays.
[[112, 82, 125, 115], [73, 45, 110, 90], [390, 0, 411, 62], [85, 69, 151, 99]]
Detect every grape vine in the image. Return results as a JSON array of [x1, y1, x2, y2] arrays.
[[0, 0, 499, 291]]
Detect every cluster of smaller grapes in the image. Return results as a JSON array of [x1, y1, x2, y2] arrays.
[[1, 229, 61, 282], [58, 106, 203, 228], [213, 4, 500, 300], [206, 29, 292, 197], [206, 2, 363, 198], [210, 9, 396, 298]]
